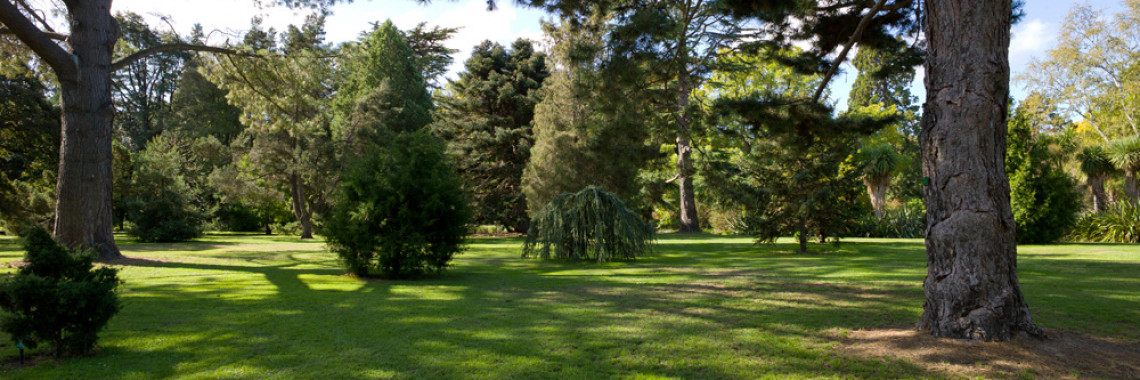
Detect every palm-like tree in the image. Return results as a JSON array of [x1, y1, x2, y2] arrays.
[[858, 143, 901, 219], [1108, 135, 1140, 203], [1079, 145, 1117, 212]]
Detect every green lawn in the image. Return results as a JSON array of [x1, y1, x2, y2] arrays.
[[0, 234, 1137, 379]]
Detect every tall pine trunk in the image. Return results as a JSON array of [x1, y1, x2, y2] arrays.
[[53, 1, 122, 260], [675, 73, 701, 233], [920, 0, 1042, 341]]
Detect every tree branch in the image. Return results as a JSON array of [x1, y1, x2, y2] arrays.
[[0, 0, 75, 78], [112, 43, 257, 72], [812, 0, 888, 104], [0, 27, 67, 40]]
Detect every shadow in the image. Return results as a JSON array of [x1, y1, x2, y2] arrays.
[[4, 235, 1137, 379]]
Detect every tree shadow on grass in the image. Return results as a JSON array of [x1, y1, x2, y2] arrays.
[[5, 236, 1138, 379]]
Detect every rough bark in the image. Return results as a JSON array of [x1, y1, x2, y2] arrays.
[[51, 1, 122, 260], [797, 218, 808, 253], [919, 0, 1043, 341], [864, 176, 890, 219], [289, 173, 314, 239], [1124, 168, 1139, 204], [676, 74, 701, 233], [1088, 175, 1107, 213]]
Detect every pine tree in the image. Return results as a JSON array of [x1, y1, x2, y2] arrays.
[[433, 39, 549, 232]]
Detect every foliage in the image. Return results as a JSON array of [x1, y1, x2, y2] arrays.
[[0, 228, 121, 357], [1069, 202, 1140, 243], [1020, 1, 1140, 142], [523, 15, 655, 218], [336, 20, 433, 142], [846, 204, 925, 238], [1079, 145, 1117, 178], [323, 131, 470, 278], [205, 15, 339, 238], [0, 73, 59, 234], [433, 39, 549, 233], [125, 133, 207, 242], [523, 186, 653, 262], [112, 11, 190, 151], [1006, 106, 1083, 243], [1107, 135, 1140, 173], [170, 60, 245, 146], [402, 22, 459, 89]]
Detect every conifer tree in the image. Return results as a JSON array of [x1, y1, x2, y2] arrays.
[[433, 39, 549, 232]]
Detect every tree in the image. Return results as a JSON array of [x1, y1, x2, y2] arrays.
[[0, 72, 58, 233], [125, 133, 206, 242], [1079, 145, 1117, 212], [433, 39, 549, 232], [170, 61, 245, 145], [523, 16, 654, 215], [335, 20, 433, 143], [523, 186, 654, 262], [919, 0, 1044, 340], [205, 15, 338, 239], [1020, 0, 1140, 143], [403, 22, 459, 90], [1006, 105, 1082, 244], [112, 12, 189, 152], [1108, 135, 1140, 202], [324, 131, 469, 278], [857, 142, 901, 219], [0, 0, 338, 259]]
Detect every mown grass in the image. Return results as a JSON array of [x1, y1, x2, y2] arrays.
[[0, 234, 1137, 379]]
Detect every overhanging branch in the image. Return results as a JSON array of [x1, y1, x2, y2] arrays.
[[0, 0, 75, 78], [812, 0, 888, 104], [0, 27, 67, 40], [112, 43, 256, 72]]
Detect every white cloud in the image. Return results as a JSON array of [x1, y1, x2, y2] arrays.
[[1010, 19, 1051, 55]]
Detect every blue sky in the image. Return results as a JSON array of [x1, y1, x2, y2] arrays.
[[113, 0, 1128, 110]]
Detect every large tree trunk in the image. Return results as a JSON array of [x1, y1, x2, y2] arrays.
[[1089, 175, 1107, 213], [1124, 168, 1139, 204], [289, 173, 314, 239], [864, 176, 890, 219], [675, 74, 701, 233], [52, 1, 122, 260], [919, 0, 1043, 341]]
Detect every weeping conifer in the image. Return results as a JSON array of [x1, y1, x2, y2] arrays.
[[523, 186, 654, 263]]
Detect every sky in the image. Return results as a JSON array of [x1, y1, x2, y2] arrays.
[[110, 0, 1129, 111]]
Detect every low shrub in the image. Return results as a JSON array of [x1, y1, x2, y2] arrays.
[[523, 186, 654, 262], [0, 228, 122, 357], [1069, 203, 1140, 243], [846, 205, 925, 238]]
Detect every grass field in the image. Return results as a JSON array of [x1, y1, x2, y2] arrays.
[[0, 234, 1137, 379]]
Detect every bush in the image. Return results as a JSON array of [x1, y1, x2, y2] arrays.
[[1006, 108, 1083, 243], [1069, 203, 1140, 243], [324, 131, 470, 278], [846, 205, 925, 238], [523, 186, 654, 262], [126, 135, 205, 242], [0, 228, 122, 357]]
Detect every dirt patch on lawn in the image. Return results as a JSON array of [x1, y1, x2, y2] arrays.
[[835, 327, 1140, 379]]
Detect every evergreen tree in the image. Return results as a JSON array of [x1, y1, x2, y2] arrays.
[[523, 16, 654, 216], [0, 73, 58, 234], [402, 22, 459, 90], [170, 61, 245, 146], [1005, 104, 1083, 243], [112, 11, 190, 151], [335, 20, 433, 144], [126, 133, 206, 242], [433, 39, 549, 232], [204, 14, 338, 239]]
